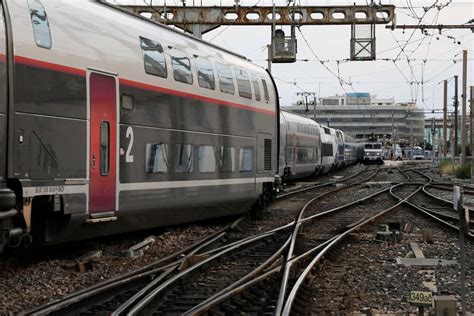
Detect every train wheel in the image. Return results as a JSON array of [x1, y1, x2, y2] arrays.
[[0, 218, 12, 253], [0, 188, 20, 253], [248, 183, 273, 220]]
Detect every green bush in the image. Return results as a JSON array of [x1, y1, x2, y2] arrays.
[[455, 162, 471, 179], [438, 159, 454, 176]]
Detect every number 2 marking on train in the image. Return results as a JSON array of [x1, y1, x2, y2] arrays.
[[126, 127, 134, 163]]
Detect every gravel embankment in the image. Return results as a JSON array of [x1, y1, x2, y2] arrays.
[[0, 223, 221, 313]]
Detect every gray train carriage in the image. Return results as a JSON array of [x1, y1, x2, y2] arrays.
[[335, 129, 345, 168], [0, 0, 278, 252], [319, 125, 336, 173], [342, 134, 359, 165], [279, 110, 321, 180]]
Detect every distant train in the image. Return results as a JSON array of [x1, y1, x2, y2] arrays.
[[362, 142, 384, 165], [412, 146, 425, 160], [0, 0, 362, 253], [279, 110, 363, 180]]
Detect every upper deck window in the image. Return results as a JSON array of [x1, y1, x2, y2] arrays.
[[234, 68, 252, 99], [28, 0, 52, 49], [195, 57, 215, 90], [140, 37, 167, 78], [251, 74, 261, 101], [261, 79, 270, 102], [171, 49, 193, 85], [216, 63, 235, 95]]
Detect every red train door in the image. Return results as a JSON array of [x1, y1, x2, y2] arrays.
[[89, 73, 117, 214]]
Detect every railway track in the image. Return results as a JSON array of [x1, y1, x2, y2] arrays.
[[180, 168, 415, 314], [22, 219, 245, 315], [25, 164, 473, 315], [23, 166, 383, 315]]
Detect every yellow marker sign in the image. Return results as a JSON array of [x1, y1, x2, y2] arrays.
[[410, 291, 433, 306]]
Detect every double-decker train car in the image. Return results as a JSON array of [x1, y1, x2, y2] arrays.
[[319, 124, 337, 173], [0, 0, 279, 252], [342, 134, 362, 165], [335, 129, 345, 168], [279, 110, 321, 179]]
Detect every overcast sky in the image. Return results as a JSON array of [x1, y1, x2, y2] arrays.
[[114, 0, 473, 114]]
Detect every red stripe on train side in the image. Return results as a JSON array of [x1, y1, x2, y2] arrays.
[[15, 55, 87, 77], [119, 78, 276, 116], [14, 55, 276, 116]]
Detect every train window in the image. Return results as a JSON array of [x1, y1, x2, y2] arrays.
[[28, 0, 52, 49], [234, 68, 252, 99], [146, 143, 168, 173], [261, 79, 270, 102], [251, 74, 261, 101], [171, 49, 193, 85], [199, 145, 216, 173], [140, 37, 167, 78], [175, 144, 193, 173], [195, 57, 215, 90], [239, 148, 253, 172], [121, 94, 134, 111], [220, 146, 235, 173], [323, 127, 331, 135], [100, 122, 110, 175], [216, 63, 235, 95]]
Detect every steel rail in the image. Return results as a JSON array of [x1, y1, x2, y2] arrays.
[[276, 166, 372, 200], [405, 170, 474, 239], [182, 236, 292, 315]]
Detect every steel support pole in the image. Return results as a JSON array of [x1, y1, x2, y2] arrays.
[[443, 80, 448, 157], [454, 75, 459, 159], [267, 45, 272, 74], [454, 186, 467, 315], [461, 50, 467, 167], [313, 95, 317, 120], [452, 117, 455, 175], [471, 86, 474, 183]]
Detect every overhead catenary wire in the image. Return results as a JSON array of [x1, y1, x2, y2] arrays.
[[295, 27, 353, 95]]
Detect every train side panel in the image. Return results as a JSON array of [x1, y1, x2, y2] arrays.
[[335, 129, 344, 168], [2, 0, 278, 247], [278, 110, 320, 180], [319, 125, 334, 173], [0, 5, 5, 184]]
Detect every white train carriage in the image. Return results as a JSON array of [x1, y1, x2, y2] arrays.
[[319, 124, 336, 173], [335, 129, 345, 168], [279, 110, 321, 179]]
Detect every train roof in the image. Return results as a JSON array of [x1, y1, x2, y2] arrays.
[[98, 1, 248, 61], [280, 110, 320, 126]]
